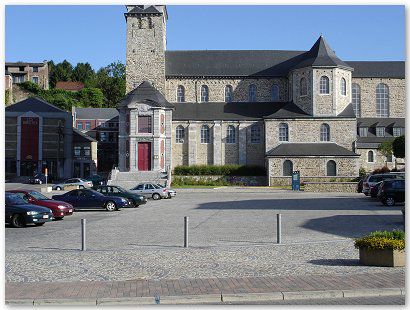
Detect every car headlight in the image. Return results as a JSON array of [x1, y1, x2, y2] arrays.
[[26, 211, 39, 215], [57, 205, 66, 209]]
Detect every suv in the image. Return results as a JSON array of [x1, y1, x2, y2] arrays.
[[362, 173, 403, 196], [377, 179, 405, 206]]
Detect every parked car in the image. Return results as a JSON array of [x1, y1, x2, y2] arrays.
[[129, 183, 168, 200], [28, 173, 53, 184], [155, 183, 176, 198], [362, 173, 404, 196], [85, 174, 106, 188], [377, 179, 405, 206], [7, 190, 74, 220], [356, 179, 364, 193], [52, 178, 93, 191], [5, 192, 54, 228], [52, 189, 131, 211], [369, 181, 384, 198], [96, 185, 147, 207]]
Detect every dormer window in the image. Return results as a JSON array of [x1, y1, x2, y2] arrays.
[[376, 127, 385, 137], [393, 127, 404, 137], [359, 127, 368, 137]]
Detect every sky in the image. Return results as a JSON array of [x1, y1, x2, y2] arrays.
[[5, 5, 405, 70]]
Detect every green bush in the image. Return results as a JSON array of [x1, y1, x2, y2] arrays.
[[173, 165, 266, 176], [359, 167, 367, 177], [171, 176, 231, 187], [354, 229, 405, 251]]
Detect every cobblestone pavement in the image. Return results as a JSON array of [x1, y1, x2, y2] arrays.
[[6, 190, 404, 283]]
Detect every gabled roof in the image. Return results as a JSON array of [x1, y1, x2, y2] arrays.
[[266, 143, 359, 157], [127, 5, 161, 15], [292, 36, 353, 70], [337, 104, 356, 118], [73, 128, 97, 143], [74, 108, 119, 120], [264, 102, 311, 119], [117, 81, 174, 109], [5, 97, 68, 114]]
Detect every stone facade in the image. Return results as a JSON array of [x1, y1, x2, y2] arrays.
[[356, 148, 405, 172]]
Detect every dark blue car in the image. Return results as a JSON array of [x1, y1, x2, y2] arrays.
[[5, 192, 54, 228], [52, 189, 131, 211]]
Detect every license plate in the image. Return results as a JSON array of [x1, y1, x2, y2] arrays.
[[68, 210, 73, 212], [43, 215, 49, 219]]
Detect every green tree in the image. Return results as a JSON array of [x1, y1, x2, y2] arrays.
[[95, 62, 126, 107], [72, 62, 96, 85], [49, 60, 73, 88], [392, 135, 405, 158], [77, 88, 105, 108], [378, 139, 394, 166]]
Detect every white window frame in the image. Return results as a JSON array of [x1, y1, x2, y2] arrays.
[[225, 85, 233, 103], [226, 125, 236, 144], [177, 85, 185, 103], [340, 78, 346, 96], [376, 126, 385, 137], [201, 125, 210, 144], [320, 123, 330, 142], [319, 76, 330, 94], [175, 125, 185, 143], [367, 150, 375, 163], [279, 123, 289, 142], [376, 83, 389, 117], [352, 83, 361, 117], [200, 85, 209, 102]]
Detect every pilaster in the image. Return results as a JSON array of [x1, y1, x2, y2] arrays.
[[213, 122, 222, 165], [188, 123, 197, 166]]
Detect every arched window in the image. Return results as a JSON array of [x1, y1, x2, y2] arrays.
[[279, 123, 289, 142], [340, 78, 346, 96], [201, 125, 210, 143], [319, 76, 330, 94], [327, 160, 337, 176], [248, 84, 257, 102], [352, 83, 361, 117], [177, 85, 185, 103], [250, 124, 261, 144], [300, 77, 307, 96], [376, 83, 389, 117], [226, 125, 236, 144], [368, 150, 374, 163], [283, 160, 293, 176], [320, 123, 330, 141], [201, 85, 209, 102], [271, 84, 279, 101], [175, 125, 185, 143], [225, 85, 233, 103]]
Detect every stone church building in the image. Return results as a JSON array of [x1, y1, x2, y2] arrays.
[[112, 5, 405, 186]]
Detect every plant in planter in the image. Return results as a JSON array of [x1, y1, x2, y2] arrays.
[[354, 230, 405, 267]]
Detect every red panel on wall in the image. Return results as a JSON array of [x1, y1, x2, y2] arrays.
[[160, 140, 165, 169], [21, 117, 39, 161]]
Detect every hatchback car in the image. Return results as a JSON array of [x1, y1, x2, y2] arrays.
[[5, 192, 54, 228], [362, 173, 403, 196], [52, 178, 93, 191], [129, 183, 168, 200], [377, 179, 405, 206], [8, 190, 74, 220], [96, 185, 147, 207], [52, 189, 131, 211]]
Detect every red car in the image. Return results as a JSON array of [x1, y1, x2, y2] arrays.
[[8, 190, 74, 220]]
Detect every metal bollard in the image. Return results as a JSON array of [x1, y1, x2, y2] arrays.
[[277, 214, 282, 244], [81, 219, 86, 251], [184, 216, 189, 248]]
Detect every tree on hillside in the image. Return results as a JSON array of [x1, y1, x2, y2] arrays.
[[49, 60, 73, 88], [392, 135, 405, 159], [95, 62, 126, 107], [72, 63, 96, 86]]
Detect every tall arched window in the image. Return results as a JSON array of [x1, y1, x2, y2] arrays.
[[340, 78, 346, 96], [248, 84, 257, 102], [177, 85, 185, 103], [368, 150, 375, 163], [201, 85, 209, 102], [279, 123, 289, 142], [271, 84, 279, 101], [376, 83, 389, 117], [320, 123, 330, 141], [327, 160, 337, 176], [225, 85, 233, 103], [283, 160, 293, 176], [226, 125, 236, 144], [175, 125, 185, 143], [352, 83, 361, 117], [300, 77, 307, 96], [319, 76, 330, 94], [201, 125, 210, 143], [250, 124, 261, 144]]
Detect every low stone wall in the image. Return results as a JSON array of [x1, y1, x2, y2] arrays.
[[175, 175, 267, 186], [270, 176, 357, 186], [304, 182, 358, 192]]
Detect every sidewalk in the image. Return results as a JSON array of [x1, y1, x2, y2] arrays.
[[6, 271, 405, 305]]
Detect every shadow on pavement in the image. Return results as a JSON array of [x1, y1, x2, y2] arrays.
[[308, 258, 361, 266]]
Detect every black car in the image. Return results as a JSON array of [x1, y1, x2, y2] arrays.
[[5, 192, 54, 228], [377, 179, 405, 206], [96, 185, 147, 207]]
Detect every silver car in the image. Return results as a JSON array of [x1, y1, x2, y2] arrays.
[[156, 183, 176, 198], [129, 183, 168, 200], [52, 178, 93, 191]]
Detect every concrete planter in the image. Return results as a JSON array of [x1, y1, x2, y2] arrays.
[[359, 248, 405, 267]]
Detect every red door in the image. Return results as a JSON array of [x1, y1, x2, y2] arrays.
[[138, 142, 151, 171]]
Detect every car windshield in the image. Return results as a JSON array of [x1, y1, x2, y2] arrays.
[[153, 184, 162, 189], [29, 191, 50, 200], [5, 193, 27, 205]]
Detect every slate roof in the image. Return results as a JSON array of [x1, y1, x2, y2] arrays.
[[117, 81, 174, 109], [357, 118, 405, 128], [127, 5, 161, 14], [5, 97, 68, 114], [74, 108, 119, 120], [6, 62, 46, 67], [266, 143, 359, 157], [73, 128, 97, 143], [337, 104, 356, 118], [346, 61, 405, 78]]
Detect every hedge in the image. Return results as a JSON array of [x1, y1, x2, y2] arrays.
[[354, 230, 405, 251], [173, 165, 266, 176]]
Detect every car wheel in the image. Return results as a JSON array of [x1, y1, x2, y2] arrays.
[[10, 214, 25, 228], [79, 185, 84, 189], [131, 200, 139, 208], [105, 201, 117, 212], [385, 196, 396, 207], [34, 223, 45, 226], [168, 193, 172, 199], [55, 186, 62, 191], [152, 193, 161, 200]]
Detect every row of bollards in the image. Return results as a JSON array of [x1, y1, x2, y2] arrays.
[[80, 214, 282, 251]]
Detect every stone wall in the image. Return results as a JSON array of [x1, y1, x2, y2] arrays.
[[352, 78, 405, 118], [334, 68, 352, 115], [304, 182, 357, 192], [313, 68, 334, 116], [290, 68, 313, 115], [174, 175, 267, 186], [356, 148, 405, 172]]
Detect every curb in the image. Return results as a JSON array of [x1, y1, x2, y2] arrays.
[[5, 288, 405, 305]]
